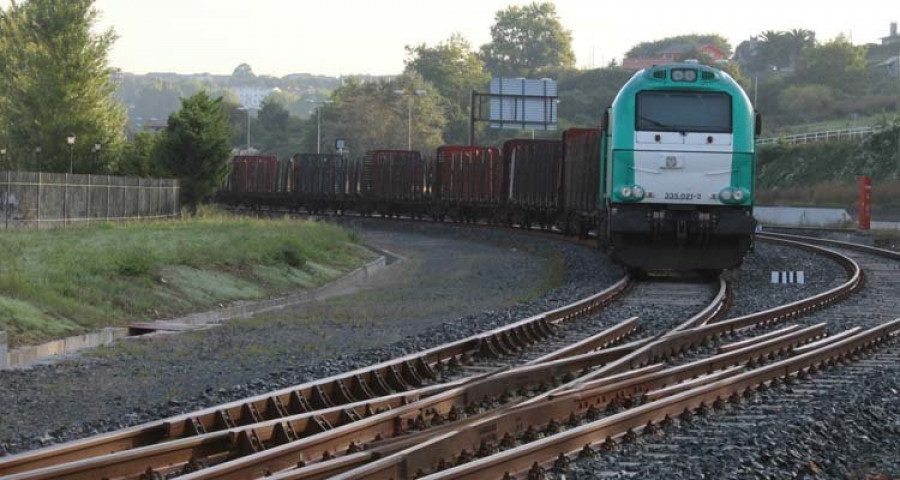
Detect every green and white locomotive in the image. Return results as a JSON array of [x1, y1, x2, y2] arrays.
[[599, 62, 760, 271]]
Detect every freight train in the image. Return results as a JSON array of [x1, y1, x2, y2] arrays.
[[219, 63, 759, 272]]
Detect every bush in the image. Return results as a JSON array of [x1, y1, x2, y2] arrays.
[[777, 84, 836, 124], [116, 248, 153, 276], [276, 243, 306, 268]]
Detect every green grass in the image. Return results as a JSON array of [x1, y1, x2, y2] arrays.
[[0, 210, 371, 346]]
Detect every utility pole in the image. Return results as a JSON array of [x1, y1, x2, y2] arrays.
[[307, 99, 333, 154], [393, 89, 426, 150], [754, 74, 759, 106]]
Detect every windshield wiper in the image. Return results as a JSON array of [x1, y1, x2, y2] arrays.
[[638, 115, 680, 132]]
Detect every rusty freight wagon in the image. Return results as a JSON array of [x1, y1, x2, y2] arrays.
[[500, 139, 564, 227], [361, 150, 431, 217], [561, 128, 602, 236], [290, 154, 358, 213], [219, 156, 282, 208], [433, 146, 502, 221]]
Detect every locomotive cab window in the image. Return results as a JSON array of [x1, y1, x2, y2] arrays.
[[636, 91, 732, 133]]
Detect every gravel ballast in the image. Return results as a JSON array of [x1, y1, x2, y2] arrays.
[[562, 244, 900, 480], [1, 221, 875, 476], [0, 219, 621, 454]]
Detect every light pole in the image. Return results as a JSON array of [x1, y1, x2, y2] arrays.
[[34, 146, 41, 171], [92, 143, 102, 168], [307, 99, 333, 154], [67, 133, 76, 174], [393, 89, 426, 150], [237, 107, 251, 153], [0, 148, 6, 170]]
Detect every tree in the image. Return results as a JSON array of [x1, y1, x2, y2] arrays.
[[777, 84, 837, 123], [302, 73, 445, 155], [626, 34, 732, 59], [0, 0, 127, 173], [156, 91, 232, 212], [405, 33, 489, 144], [258, 97, 291, 143], [480, 2, 575, 77], [231, 63, 256, 86], [117, 131, 163, 177], [256, 95, 306, 158], [797, 35, 868, 96]]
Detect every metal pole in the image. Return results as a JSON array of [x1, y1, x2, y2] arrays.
[[754, 74, 758, 106], [469, 90, 476, 146], [63, 173, 68, 227], [316, 107, 321, 154], [5, 170, 9, 230], [407, 98, 412, 151], [69, 145, 73, 174], [246, 109, 251, 152]]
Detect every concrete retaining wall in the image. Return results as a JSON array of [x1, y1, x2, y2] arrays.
[[2, 327, 129, 370], [0, 331, 7, 369]]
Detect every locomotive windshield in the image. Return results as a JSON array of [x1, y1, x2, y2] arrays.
[[636, 91, 732, 133]]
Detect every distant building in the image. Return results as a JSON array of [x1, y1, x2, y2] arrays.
[[882, 22, 899, 45]]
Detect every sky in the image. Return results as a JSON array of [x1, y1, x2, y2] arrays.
[[3, 0, 898, 77]]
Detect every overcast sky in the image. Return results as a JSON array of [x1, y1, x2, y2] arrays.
[[3, 0, 897, 76]]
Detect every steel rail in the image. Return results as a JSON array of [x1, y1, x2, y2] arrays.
[[1, 316, 642, 480], [0, 276, 630, 477], [757, 231, 900, 261], [26, 236, 844, 480], [324, 235, 872, 480], [416, 319, 900, 480], [323, 321, 834, 480], [523, 235, 861, 403], [54, 284, 716, 480]]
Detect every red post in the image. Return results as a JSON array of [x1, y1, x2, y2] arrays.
[[858, 175, 871, 231]]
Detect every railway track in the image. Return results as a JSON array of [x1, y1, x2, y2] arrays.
[[0, 276, 725, 480], [1, 232, 889, 480]]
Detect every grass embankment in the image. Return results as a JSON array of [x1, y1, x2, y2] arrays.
[[0, 212, 371, 347], [757, 123, 900, 215]]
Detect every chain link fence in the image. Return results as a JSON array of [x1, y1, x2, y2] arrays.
[[0, 171, 180, 229]]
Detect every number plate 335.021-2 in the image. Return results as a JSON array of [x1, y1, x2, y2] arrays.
[[664, 192, 702, 200]]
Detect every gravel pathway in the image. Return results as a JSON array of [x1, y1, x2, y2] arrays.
[[0, 220, 621, 455]]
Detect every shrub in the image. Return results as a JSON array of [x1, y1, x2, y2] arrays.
[[116, 248, 153, 276], [276, 243, 306, 268], [777, 84, 836, 124]]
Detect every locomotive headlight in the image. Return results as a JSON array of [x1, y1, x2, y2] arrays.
[[732, 189, 745, 201], [684, 69, 697, 82], [632, 185, 645, 199], [621, 186, 633, 198], [671, 69, 685, 81], [719, 188, 733, 201]]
